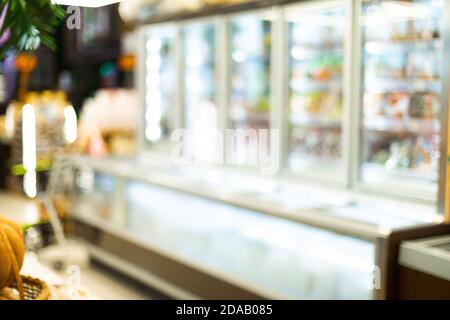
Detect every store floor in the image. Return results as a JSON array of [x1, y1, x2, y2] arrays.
[[0, 191, 166, 300]]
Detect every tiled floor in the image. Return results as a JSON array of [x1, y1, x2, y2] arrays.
[[0, 191, 163, 300]]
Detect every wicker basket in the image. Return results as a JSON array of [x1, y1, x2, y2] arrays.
[[10, 276, 50, 300]]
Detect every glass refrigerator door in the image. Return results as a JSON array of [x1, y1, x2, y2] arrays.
[[229, 13, 273, 164], [360, 0, 444, 200], [144, 27, 177, 146], [285, 3, 347, 180], [183, 21, 218, 162]]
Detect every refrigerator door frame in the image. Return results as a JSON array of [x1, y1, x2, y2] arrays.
[[178, 16, 223, 163], [137, 22, 182, 158], [178, 16, 222, 125], [440, 0, 450, 216], [223, 7, 281, 174], [279, 0, 353, 187], [352, 0, 450, 206]]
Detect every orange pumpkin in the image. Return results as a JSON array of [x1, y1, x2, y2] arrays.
[[0, 216, 25, 290]]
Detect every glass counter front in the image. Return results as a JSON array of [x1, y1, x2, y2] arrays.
[[123, 179, 375, 299]]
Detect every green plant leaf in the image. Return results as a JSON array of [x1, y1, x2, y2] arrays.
[[0, 0, 65, 59]]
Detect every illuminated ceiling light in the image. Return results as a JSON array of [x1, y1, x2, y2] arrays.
[[51, 0, 122, 7]]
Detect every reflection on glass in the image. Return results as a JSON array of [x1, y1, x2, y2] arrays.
[[229, 14, 272, 163], [74, 168, 116, 219], [286, 5, 346, 177], [125, 180, 375, 299], [145, 27, 177, 145], [183, 22, 218, 162], [361, 0, 443, 195]]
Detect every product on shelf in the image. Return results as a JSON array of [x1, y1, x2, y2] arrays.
[[361, 0, 444, 185], [291, 92, 342, 121], [409, 92, 440, 119], [6, 91, 74, 168], [77, 89, 139, 156], [364, 1, 441, 42], [291, 55, 342, 82], [383, 92, 410, 119], [364, 91, 440, 121], [290, 128, 342, 161], [230, 14, 272, 118], [228, 13, 272, 161], [367, 133, 440, 174], [286, 5, 345, 169]]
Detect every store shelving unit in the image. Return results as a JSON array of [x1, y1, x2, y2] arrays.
[[284, 1, 348, 182], [65, 154, 442, 300], [68, 0, 450, 300], [359, 0, 445, 202], [137, 0, 450, 202]]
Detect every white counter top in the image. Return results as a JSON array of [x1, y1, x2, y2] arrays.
[[66, 154, 443, 240], [399, 235, 450, 282]]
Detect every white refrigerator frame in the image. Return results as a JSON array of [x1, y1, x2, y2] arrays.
[[136, 0, 449, 209], [352, 0, 450, 204]]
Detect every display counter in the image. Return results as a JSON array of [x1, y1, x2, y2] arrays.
[[395, 234, 450, 299], [60, 154, 444, 299]]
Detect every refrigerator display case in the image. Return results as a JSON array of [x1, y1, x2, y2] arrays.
[[123, 180, 375, 299], [73, 166, 125, 225], [68, 156, 445, 299], [138, 1, 449, 204], [284, 2, 348, 181], [71, 175, 374, 300], [182, 20, 219, 162], [359, 0, 445, 200], [70, 0, 450, 302], [143, 25, 178, 147], [228, 12, 273, 164]]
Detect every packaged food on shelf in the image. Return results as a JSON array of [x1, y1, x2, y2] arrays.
[[411, 134, 440, 173], [366, 132, 440, 175], [406, 50, 440, 80], [77, 89, 139, 156], [409, 92, 441, 119], [290, 92, 342, 122], [290, 128, 342, 161], [227, 13, 273, 162], [362, 0, 443, 187], [6, 91, 74, 168], [383, 92, 410, 119]]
